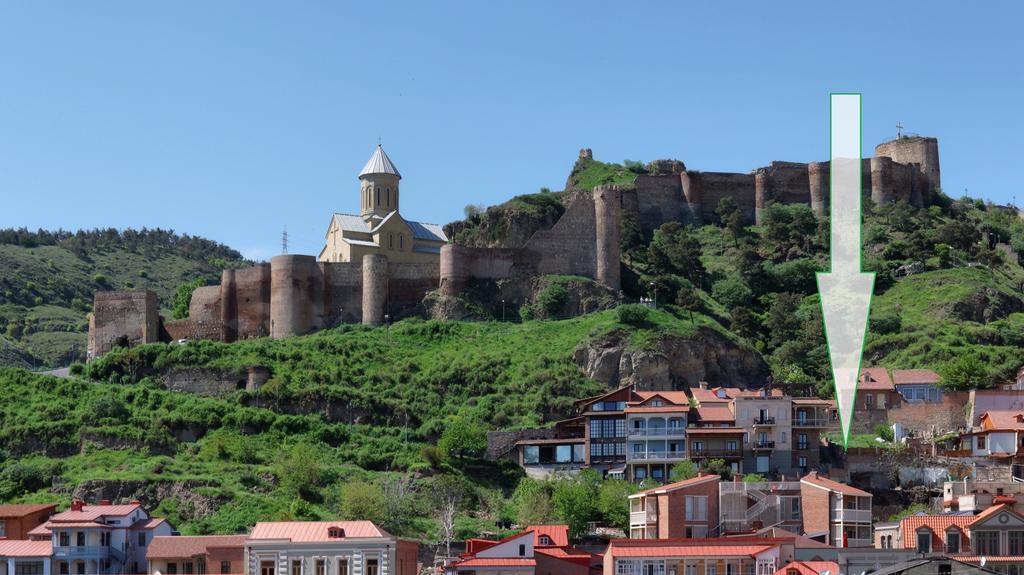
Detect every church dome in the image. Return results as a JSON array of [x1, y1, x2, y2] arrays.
[[359, 145, 401, 179]]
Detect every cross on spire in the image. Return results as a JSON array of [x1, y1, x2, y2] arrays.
[[896, 122, 904, 138]]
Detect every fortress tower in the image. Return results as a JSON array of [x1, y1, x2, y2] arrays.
[[359, 144, 401, 225]]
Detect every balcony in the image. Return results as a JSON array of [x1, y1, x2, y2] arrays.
[[690, 449, 742, 459], [628, 451, 687, 461], [832, 508, 872, 523], [753, 416, 776, 426], [627, 427, 686, 438], [792, 418, 828, 427], [629, 509, 657, 525], [53, 546, 113, 559], [835, 537, 874, 548], [753, 440, 775, 450]]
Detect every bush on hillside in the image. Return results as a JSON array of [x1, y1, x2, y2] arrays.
[[616, 304, 649, 325]]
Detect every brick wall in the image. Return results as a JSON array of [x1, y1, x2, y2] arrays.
[[525, 190, 597, 278], [634, 174, 684, 232], [887, 391, 969, 437], [799, 482, 833, 537], [700, 172, 756, 224], [87, 290, 160, 360]]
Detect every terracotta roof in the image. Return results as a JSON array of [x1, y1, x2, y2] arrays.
[[694, 406, 735, 422], [900, 515, 973, 550], [49, 503, 141, 522], [800, 472, 871, 497], [0, 504, 55, 518], [950, 555, 1024, 563], [452, 558, 535, 568], [689, 388, 732, 403], [527, 524, 569, 547], [774, 561, 840, 575], [629, 474, 720, 498], [611, 543, 774, 558], [625, 406, 691, 413], [859, 368, 894, 390], [249, 521, 389, 541], [968, 503, 1024, 527], [27, 524, 51, 537], [147, 536, 247, 559], [131, 518, 167, 530], [792, 398, 833, 406], [632, 391, 691, 405], [893, 369, 941, 385], [748, 527, 831, 549], [980, 411, 1024, 431], [0, 540, 53, 557], [44, 521, 108, 528], [535, 546, 591, 559]]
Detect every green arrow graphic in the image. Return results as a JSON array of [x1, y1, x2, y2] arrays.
[[817, 93, 875, 447]]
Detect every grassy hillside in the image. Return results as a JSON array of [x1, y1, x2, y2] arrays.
[[0, 229, 244, 367]]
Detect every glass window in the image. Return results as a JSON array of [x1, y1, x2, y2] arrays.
[[76, 532, 85, 547], [316, 560, 325, 575], [292, 560, 302, 575], [168, 564, 178, 575], [0, 521, 5, 538], [573, 444, 585, 463], [727, 440, 737, 451], [978, 435, 987, 449], [947, 529, 961, 554], [556, 445, 572, 463], [685, 496, 707, 521], [799, 456, 808, 469], [185, 562, 194, 574], [1009, 531, 1024, 555], [221, 562, 231, 575], [523, 446, 539, 464], [917, 529, 932, 553], [59, 532, 70, 547], [976, 531, 999, 555], [15, 563, 44, 575]]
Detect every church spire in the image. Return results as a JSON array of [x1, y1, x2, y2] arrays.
[[359, 145, 401, 179]]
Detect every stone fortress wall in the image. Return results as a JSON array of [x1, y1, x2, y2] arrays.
[[87, 135, 940, 359]]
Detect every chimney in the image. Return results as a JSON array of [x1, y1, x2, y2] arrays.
[[698, 381, 708, 390], [130, 500, 141, 505], [99, 499, 111, 506], [70, 500, 84, 512]]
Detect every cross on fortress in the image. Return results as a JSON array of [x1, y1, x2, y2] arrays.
[[86, 135, 942, 359], [896, 122, 904, 138]]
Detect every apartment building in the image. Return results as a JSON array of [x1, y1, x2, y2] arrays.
[[626, 392, 690, 483], [799, 473, 873, 548], [897, 504, 1024, 572], [944, 478, 1024, 515], [719, 481, 803, 535], [688, 406, 745, 475], [447, 527, 594, 575], [893, 369, 943, 403], [0, 540, 53, 575], [0, 505, 57, 541], [44, 500, 172, 575], [146, 536, 246, 575], [628, 475, 721, 539], [734, 394, 794, 476], [514, 417, 587, 479], [854, 369, 900, 432], [245, 521, 417, 575], [791, 400, 836, 475], [603, 538, 783, 575], [948, 411, 1024, 465]]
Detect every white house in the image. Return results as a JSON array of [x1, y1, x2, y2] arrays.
[[244, 521, 417, 575]]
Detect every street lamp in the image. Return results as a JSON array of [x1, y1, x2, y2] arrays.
[[650, 282, 657, 309], [501, 299, 506, 322]]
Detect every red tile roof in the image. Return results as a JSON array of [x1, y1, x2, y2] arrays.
[[899, 515, 973, 550], [774, 561, 840, 575], [633, 391, 691, 405], [49, 503, 141, 523], [249, 521, 389, 541], [131, 518, 167, 530], [452, 558, 535, 568], [686, 427, 745, 434], [527, 524, 569, 547], [147, 536, 247, 560], [43, 521, 108, 528], [611, 543, 774, 558], [629, 474, 720, 498], [0, 504, 56, 518], [27, 524, 51, 537], [625, 406, 691, 413], [980, 411, 1024, 431], [859, 368, 894, 391], [694, 406, 735, 422], [800, 472, 871, 497], [968, 503, 1024, 527], [0, 540, 53, 557], [893, 369, 941, 385]]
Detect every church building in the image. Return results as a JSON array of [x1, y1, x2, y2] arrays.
[[319, 145, 448, 263]]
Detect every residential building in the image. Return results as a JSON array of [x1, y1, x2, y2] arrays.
[[799, 472, 873, 548], [855, 368, 900, 432], [628, 475, 721, 539], [719, 481, 803, 535], [0, 540, 53, 575], [874, 521, 900, 549], [146, 536, 246, 575], [514, 417, 587, 479], [245, 521, 418, 575], [733, 394, 793, 476], [447, 527, 593, 575], [578, 387, 633, 479], [950, 411, 1024, 465], [731, 528, 835, 561], [688, 406, 745, 475], [44, 500, 173, 575], [603, 538, 784, 575], [626, 392, 690, 483], [0, 505, 57, 541], [896, 505, 1024, 572], [944, 479, 1024, 515], [790, 400, 837, 475], [893, 369, 943, 403], [837, 551, 999, 575]]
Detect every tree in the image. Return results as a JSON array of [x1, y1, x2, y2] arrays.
[[463, 204, 485, 219], [277, 443, 325, 501], [438, 417, 487, 459], [729, 306, 761, 342], [716, 197, 740, 226], [675, 288, 701, 323], [699, 458, 734, 481], [940, 355, 989, 390], [648, 222, 706, 282], [766, 292, 802, 349], [171, 278, 207, 320], [617, 304, 650, 325], [712, 278, 753, 309], [620, 211, 644, 263], [670, 460, 698, 482], [511, 479, 555, 526], [598, 479, 638, 531], [339, 481, 385, 525], [742, 473, 766, 482], [433, 475, 468, 558], [552, 470, 601, 539]]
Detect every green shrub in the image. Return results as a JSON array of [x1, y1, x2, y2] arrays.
[[616, 304, 649, 325]]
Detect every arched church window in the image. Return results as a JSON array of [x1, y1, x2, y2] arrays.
[[389, 233, 394, 249], [376, 189, 380, 206], [400, 235, 404, 250], [387, 188, 390, 206]]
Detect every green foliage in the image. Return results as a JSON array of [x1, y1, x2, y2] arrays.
[[670, 460, 698, 481], [511, 478, 555, 526], [551, 470, 601, 539], [711, 278, 752, 310], [566, 158, 638, 191], [742, 473, 766, 482], [339, 480, 386, 525], [616, 304, 650, 325], [438, 417, 487, 459], [940, 354, 989, 390], [888, 503, 930, 522], [699, 458, 733, 481], [535, 283, 569, 317], [874, 423, 895, 442], [648, 222, 706, 282], [172, 278, 207, 320], [276, 443, 326, 500], [598, 479, 638, 531]]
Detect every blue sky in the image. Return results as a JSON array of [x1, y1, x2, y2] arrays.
[[1, 1, 1021, 259]]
